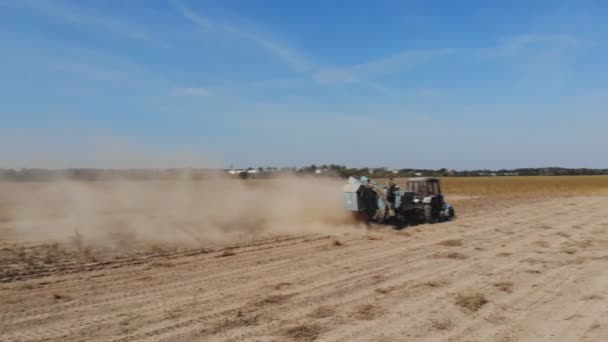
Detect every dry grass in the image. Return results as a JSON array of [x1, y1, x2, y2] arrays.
[[430, 317, 453, 331], [446, 252, 468, 259], [274, 282, 292, 290], [564, 313, 584, 321], [375, 286, 398, 294], [151, 261, 175, 268], [583, 294, 605, 301], [282, 323, 323, 341], [371, 274, 387, 284], [574, 239, 594, 248], [485, 313, 508, 324], [210, 314, 259, 334], [442, 176, 608, 196], [18, 283, 36, 290], [309, 305, 336, 318], [380, 176, 608, 196], [254, 294, 293, 307], [51, 292, 70, 301], [520, 257, 542, 264], [535, 240, 550, 248], [438, 239, 463, 247], [216, 249, 236, 258], [455, 290, 488, 312], [422, 280, 449, 288], [350, 303, 384, 320], [562, 247, 577, 255], [493, 281, 514, 293]]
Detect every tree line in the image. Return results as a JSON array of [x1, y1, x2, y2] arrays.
[[1, 166, 607, 181]]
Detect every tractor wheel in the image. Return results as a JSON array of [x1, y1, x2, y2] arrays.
[[449, 207, 455, 219], [424, 205, 436, 224]]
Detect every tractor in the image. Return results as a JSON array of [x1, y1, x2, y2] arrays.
[[343, 176, 455, 227]]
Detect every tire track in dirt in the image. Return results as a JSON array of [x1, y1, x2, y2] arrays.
[[1, 196, 607, 342], [1, 236, 339, 341], [0, 234, 324, 283], [309, 198, 603, 341], [100, 198, 591, 341], [0, 235, 332, 320], [126, 199, 570, 341], [0, 196, 564, 340]]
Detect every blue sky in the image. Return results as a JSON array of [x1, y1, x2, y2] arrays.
[[1, 0, 607, 169]]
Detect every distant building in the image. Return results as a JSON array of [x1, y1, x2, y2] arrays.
[[227, 169, 259, 175]]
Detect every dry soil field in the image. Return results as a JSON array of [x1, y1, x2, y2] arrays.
[[1, 177, 608, 341]]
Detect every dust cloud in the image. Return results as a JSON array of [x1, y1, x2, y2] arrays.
[[0, 174, 359, 248]]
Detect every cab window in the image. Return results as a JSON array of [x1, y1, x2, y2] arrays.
[[428, 182, 436, 194], [407, 182, 417, 193]]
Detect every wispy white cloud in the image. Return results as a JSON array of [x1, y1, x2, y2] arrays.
[[501, 34, 582, 50], [171, 87, 213, 97], [15, 0, 163, 46], [480, 34, 584, 59], [169, 1, 458, 91], [166, 79, 302, 101], [315, 34, 583, 86], [172, 1, 311, 73], [313, 49, 453, 85]]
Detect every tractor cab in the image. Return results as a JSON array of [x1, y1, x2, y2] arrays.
[[406, 177, 453, 223], [406, 177, 442, 197]]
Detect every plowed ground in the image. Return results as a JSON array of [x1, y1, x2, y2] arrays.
[[2, 196, 608, 341]]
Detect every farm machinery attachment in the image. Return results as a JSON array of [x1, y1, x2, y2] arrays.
[[343, 176, 455, 227]]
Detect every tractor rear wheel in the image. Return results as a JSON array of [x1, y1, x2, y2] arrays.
[[424, 205, 436, 223], [449, 206, 455, 219]]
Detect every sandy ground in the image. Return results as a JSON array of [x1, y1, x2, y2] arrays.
[[1, 195, 608, 341]]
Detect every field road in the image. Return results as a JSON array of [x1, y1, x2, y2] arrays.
[[1, 196, 608, 341]]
